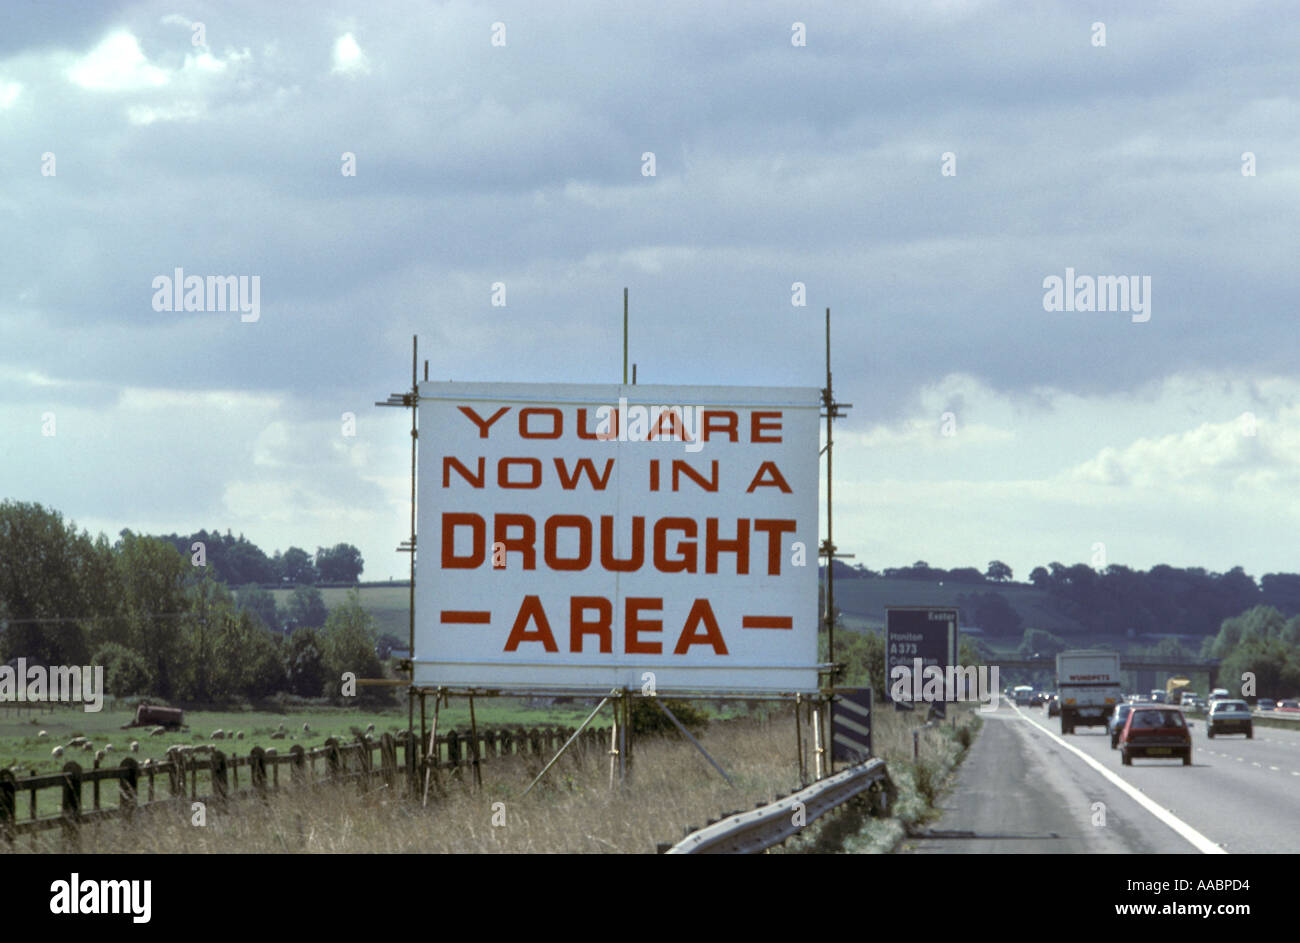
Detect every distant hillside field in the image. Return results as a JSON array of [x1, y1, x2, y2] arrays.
[[829, 577, 1084, 636], [272, 585, 411, 639]]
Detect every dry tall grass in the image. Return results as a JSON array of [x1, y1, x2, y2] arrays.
[[4, 705, 977, 854]]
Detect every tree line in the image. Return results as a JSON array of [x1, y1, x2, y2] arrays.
[[149, 528, 365, 585], [825, 558, 1300, 638], [0, 501, 391, 706]]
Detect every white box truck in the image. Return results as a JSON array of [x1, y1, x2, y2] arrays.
[[1056, 650, 1122, 734]]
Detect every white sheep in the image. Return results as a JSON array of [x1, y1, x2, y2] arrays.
[[365, 723, 375, 733], [94, 750, 104, 762], [277, 722, 286, 731], [302, 722, 310, 732], [270, 730, 286, 740], [51, 746, 64, 758], [211, 729, 225, 740], [103, 743, 114, 753], [235, 731, 244, 740], [38, 730, 47, 738], [149, 727, 166, 737], [83, 741, 93, 752]]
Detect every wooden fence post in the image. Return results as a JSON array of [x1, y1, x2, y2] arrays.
[[118, 757, 139, 823], [325, 738, 341, 783], [211, 750, 229, 806], [446, 730, 461, 769], [166, 749, 182, 800], [249, 747, 267, 799], [529, 727, 542, 756], [61, 761, 82, 847], [290, 744, 306, 787], [380, 734, 396, 790], [0, 768, 15, 844]]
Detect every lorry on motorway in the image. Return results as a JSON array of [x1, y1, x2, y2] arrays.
[[1057, 650, 1123, 734], [1165, 677, 1191, 704]]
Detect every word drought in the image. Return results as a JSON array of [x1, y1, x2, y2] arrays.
[[0, 660, 104, 712], [442, 514, 798, 574]]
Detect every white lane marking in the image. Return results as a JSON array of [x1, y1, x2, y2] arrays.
[[1270, 766, 1280, 771], [1008, 703, 1226, 854]]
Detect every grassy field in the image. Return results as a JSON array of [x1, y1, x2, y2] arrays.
[[0, 699, 619, 781], [271, 585, 411, 640], [1, 703, 981, 854]]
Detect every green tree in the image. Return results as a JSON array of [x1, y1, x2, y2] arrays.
[[237, 586, 282, 633], [321, 589, 386, 704], [214, 609, 285, 699], [91, 642, 153, 697], [287, 585, 328, 630], [1017, 627, 1067, 659], [316, 543, 364, 582], [985, 560, 1013, 582], [826, 630, 887, 694], [0, 501, 110, 666], [115, 533, 190, 699], [285, 627, 328, 697], [281, 546, 318, 585]]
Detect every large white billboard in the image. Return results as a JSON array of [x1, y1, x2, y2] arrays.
[[412, 382, 820, 693]]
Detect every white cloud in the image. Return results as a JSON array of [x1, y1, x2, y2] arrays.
[[0, 80, 20, 109], [68, 32, 170, 91], [331, 33, 369, 75]]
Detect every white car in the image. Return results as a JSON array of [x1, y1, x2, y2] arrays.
[[1207, 699, 1253, 738]]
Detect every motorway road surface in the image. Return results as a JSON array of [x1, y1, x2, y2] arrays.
[[904, 700, 1299, 853]]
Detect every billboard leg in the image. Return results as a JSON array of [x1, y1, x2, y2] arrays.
[[469, 694, 482, 790], [652, 697, 735, 787], [422, 690, 442, 807], [524, 692, 615, 797], [794, 693, 806, 785]]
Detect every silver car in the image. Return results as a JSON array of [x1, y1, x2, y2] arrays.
[[1207, 699, 1253, 738]]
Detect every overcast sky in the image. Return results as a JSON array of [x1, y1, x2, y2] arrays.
[[3, 0, 1298, 585]]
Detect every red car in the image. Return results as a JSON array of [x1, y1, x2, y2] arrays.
[[1119, 705, 1192, 766], [1276, 700, 1300, 713]]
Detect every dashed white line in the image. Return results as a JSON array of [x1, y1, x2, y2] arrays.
[[1007, 703, 1225, 855]]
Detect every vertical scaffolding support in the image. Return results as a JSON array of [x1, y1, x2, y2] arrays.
[[820, 308, 853, 774], [376, 336, 421, 793]]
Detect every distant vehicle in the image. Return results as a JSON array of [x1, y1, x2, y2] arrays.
[[1207, 700, 1253, 738], [1276, 699, 1300, 713], [1013, 685, 1034, 706], [1149, 690, 1168, 704], [1057, 650, 1122, 734], [1108, 703, 1135, 748], [1208, 688, 1231, 702], [1119, 706, 1193, 766], [1257, 698, 1277, 712], [1165, 677, 1192, 704], [1047, 694, 1060, 717]]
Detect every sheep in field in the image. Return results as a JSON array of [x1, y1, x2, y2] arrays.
[[51, 746, 64, 758], [130, 741, 140, 752]]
